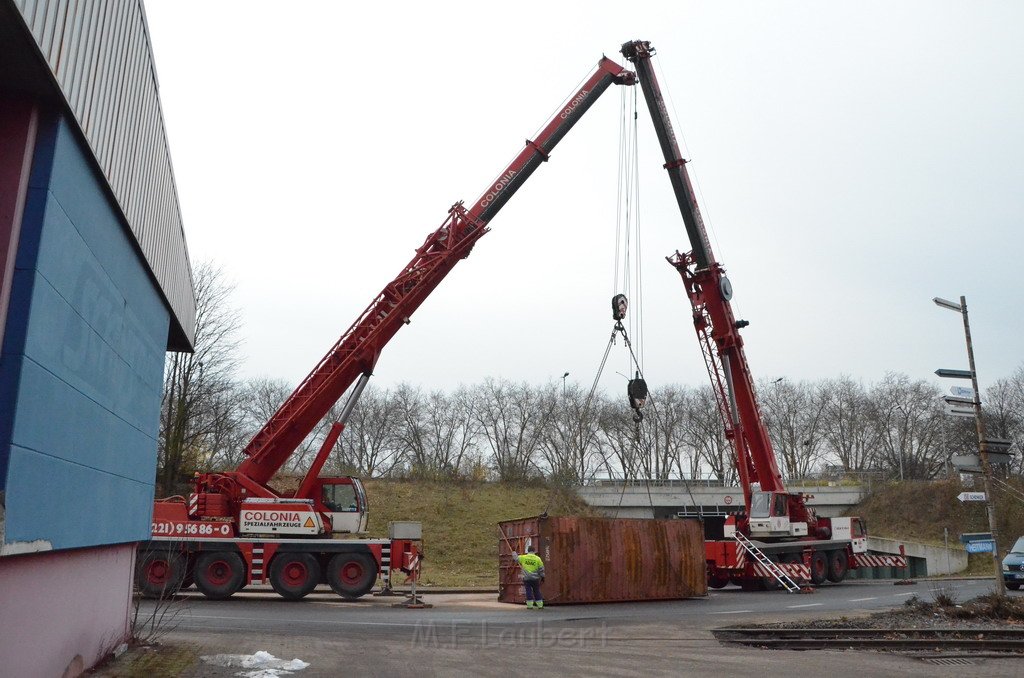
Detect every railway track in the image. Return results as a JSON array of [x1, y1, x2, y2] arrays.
[[713, 627, 1024, 652]]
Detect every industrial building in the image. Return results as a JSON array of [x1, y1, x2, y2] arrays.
[[0, 1, 194, 674]]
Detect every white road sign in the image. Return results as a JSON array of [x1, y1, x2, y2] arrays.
[[950, 386, 975, 399], [957, 492, 987, 502]]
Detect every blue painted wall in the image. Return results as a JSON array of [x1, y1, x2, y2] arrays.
[[0, 114, 168, 552]]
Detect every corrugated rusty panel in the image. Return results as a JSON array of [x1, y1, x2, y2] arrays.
[[11, 0, 195, 349], [498, 515, 707, 605]]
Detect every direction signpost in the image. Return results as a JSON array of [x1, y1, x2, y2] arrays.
[[957, 492, 987, 502], [935, 368, 974, 379], [960, 531, 996, 554], [933, 294, 1006, 595], [950, 385, 975, 399], [966, 540, 996, 554]]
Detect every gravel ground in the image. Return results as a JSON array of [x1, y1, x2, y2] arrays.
[[738, 590, 1024, 632]]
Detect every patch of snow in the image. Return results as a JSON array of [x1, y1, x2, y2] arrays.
[[200, 650, 309, 677]]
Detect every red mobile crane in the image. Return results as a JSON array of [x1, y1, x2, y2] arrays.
[[621, 40, 903, 589], [137, 55, 636, 601]]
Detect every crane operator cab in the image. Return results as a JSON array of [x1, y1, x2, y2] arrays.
[[316, 477, 369, 534], [748, 491, 808, 538]]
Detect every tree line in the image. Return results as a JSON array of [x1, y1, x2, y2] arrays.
[[156, 264, 1023, 494]]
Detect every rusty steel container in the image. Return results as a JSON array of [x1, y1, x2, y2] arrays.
[[498, 515, 706, 605]]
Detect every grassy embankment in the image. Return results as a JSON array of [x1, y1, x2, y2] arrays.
[[851, 477, 1024, 576], [361, 480, 597, 587], [355, 477, 1023, 586]]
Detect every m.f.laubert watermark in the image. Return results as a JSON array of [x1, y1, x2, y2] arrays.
[[411, 620, 609, 649]]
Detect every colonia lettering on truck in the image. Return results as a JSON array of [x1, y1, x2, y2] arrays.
[[135, 50, 636, 603], [243, 511, 301, 523]]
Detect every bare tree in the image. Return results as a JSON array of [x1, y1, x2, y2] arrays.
[[641, 385, 689, 480], [329, 385, 404, 477], [392, 384, 480, 479], [684, 385, 736, 483], [983, 365, 1024, 475], [538, 384, 605, 484], [597, 399, 645, 480], [867, 373, 944, 480], [473, 378, 554, 482], [158, 262, 242, 496], [428, 386, 482, 477], [760, 378, 830, 480], [818, 376, 878, 473]]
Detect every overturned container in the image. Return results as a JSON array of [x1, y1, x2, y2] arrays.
[[498, 515, 706, 605]]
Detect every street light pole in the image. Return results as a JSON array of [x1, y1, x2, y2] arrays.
[[562, 371, 569, 398], [934, 294, 1006, 596]]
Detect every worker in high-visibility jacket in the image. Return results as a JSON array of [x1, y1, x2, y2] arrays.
[[512, 544, 545, 609]]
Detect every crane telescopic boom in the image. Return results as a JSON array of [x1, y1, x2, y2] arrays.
[[235, 57, 636, 488], [620, 40, 784, 511]]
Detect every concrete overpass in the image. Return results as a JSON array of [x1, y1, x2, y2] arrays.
[[576, 481, 866, 520], [576, 482, 969, 576]]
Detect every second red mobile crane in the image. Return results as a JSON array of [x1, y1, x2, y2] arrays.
[[621, 40, 904, 589], [137, 55, 636, 601]]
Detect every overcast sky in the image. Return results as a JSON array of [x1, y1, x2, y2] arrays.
[[143, 1, 1024, 399]]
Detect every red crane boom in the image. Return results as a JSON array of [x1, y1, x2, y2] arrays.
[[236, 57, 636, 487], [620, 40, 784, 512]]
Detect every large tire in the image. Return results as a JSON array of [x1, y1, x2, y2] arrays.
[[827, 549, 849, 583], [326, 553, 377, 599], [809, 551, 828, 585], [708, 573, 730, 589], [1007, 582, 1021, 591], [194, 551, 246, 600], [136, 550, 186, 598], [270, 553, 322, 601]]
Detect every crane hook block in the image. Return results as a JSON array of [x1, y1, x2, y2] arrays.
[[627, 373, 648, 411], [611, 294, 628, 321]]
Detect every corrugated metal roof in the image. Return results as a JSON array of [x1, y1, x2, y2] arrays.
[[10, 0, 195, 350]]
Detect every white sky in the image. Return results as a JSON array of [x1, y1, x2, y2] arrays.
[[144, 1, 1024, 398]]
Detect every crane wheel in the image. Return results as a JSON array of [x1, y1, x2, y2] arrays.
[[708, 574, 730, 589], [136, 549, 186, 598], [809, 551, 828, 585], [827, 550, 849, 583], [194, 551, 245, 600], [269, 553, 322, 600], [327, 553, 377, 599]]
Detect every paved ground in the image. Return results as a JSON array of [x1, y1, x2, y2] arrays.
[[102, 579, 1021, 677]]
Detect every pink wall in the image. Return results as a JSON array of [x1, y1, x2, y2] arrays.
[[0, 543, 135, 677]]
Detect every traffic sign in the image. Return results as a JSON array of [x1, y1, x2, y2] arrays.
[[933, 297, 963, 312], [944, 405, 975, 419], [943, 395, 977, 407], [980, 438, 1012, 454], [957, 492, 987, 502], [936, 368, 974, 379], [965, 540, 995, 554], [960, 532, 992, 544], [952, 454, 983, 472], [950, 386, 975, 399], [953, 452, 1012, 471]]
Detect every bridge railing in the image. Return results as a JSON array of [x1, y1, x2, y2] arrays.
[[586, 477, 854, 489]]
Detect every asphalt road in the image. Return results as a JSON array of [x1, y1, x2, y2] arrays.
[[129, 580, 1020, 678]]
